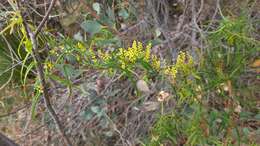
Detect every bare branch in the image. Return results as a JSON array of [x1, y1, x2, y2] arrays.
[[17, 0, 72, 145], [0, 132, 19, 146], [34, 0, 57, 36]]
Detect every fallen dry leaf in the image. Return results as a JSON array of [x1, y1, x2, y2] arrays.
[[250, 59, 260, 68], [142, 101, 159, 112], [157, 91, 170, 102], [234, 104, 242, 113], [136, 80, 150, 93], [95, 77, 108, 95]]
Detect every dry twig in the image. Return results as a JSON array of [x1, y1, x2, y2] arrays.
[[17, 0, 72, 145]]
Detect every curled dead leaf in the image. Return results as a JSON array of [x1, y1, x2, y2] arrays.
[[95, 77, 108, 95], [136, 80, 150, 93], [234, 104, 242, 113], [157, 91, 170, 102]]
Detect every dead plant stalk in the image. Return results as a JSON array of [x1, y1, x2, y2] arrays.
[[17, 0, 72, 145]]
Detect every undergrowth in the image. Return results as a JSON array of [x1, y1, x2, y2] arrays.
[[145, 15, 259, 146], [0, 1, 259, 145]]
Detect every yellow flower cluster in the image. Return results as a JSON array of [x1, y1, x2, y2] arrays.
[[145, 43, 152, 62], [77, 42, 86, 52], [98, 50, 111, 62], [44, 61, 54, 70], [89, 47, 97, 63], [176, 51, 186, 68], [164, 51, 194, 80], [164, 66, 177, 79], [119, 41, 142, 63], [175, 51, 194, 74], [115, 40, 155, 69], [117, 48, 127, 69], [35, 84, 43, 93], [87, 41, 193, 80], [151, 55, 160, 71]]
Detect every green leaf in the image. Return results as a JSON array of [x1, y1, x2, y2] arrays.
[[92, 2, 101, 15], [31, 85, 41, 120], [254, 114, 260, 120], [80, 20, 102, 36], [107, 7, 115, 22], [118, 9, 129, 20], [91, 106, 104, 117], [100, 14, 114, 28], [23, 62, 35, 85], [20, 52, 31, 85], [49, 74, 71, 86], [95, 37, 121, 47], [91, 106, 101, 113], [56, 64, 81, 80], [242, 127, 250, 135], [81, 110, 93, 121], [24, 39, 32, 53]]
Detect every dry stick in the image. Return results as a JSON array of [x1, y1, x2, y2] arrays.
[[191, 0, 197, 49], [29, 33, 72, 146], [34, 0, 56, 36], [18, 0, 72, 145], [0, 103, 30, 118], [191, 0, 200, 61]]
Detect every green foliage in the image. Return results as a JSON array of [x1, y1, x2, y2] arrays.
[[148, 104, 240, 146], [80, 20, 102, 36], [203, 15, 258, 87], [146, 14, 259, 146], [0, 48, 12, 84], [0, 1, 53, 116], [0, 1, 259, 145]]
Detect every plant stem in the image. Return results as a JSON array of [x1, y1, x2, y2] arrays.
[[17, 0, 72, 145]]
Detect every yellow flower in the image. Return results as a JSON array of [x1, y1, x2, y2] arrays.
[[175, 51, 194, 74], [76, 55, 80, 61], [132, 40, 137, 50], [44, 61, 54, 70], [114, 41, 155, 70], [77, 42, 85, 52], [145, 43, 151, 62], [98, 50, 111, 62], [164, 66, 177, 79], [137, 41, 143, 54], [151, 134, 159, 141], [120, 61, 126, 69], [151, 55, 160, 71], [89, 47, 97, 63], [116, 48, 128, 69], [125, 47, 137, 62], [117, 48, 125, 59], [50, 49, 56, 55], [176, 51, 186, 68], [36, 86, 43, 93]]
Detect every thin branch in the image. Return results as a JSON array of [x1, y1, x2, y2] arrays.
[[17, 0, 72, 145], [191, 0, 197, 48], [34, 0, 57, 36], [0, 103, 30, 119], [0, 132, 19, 146]]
